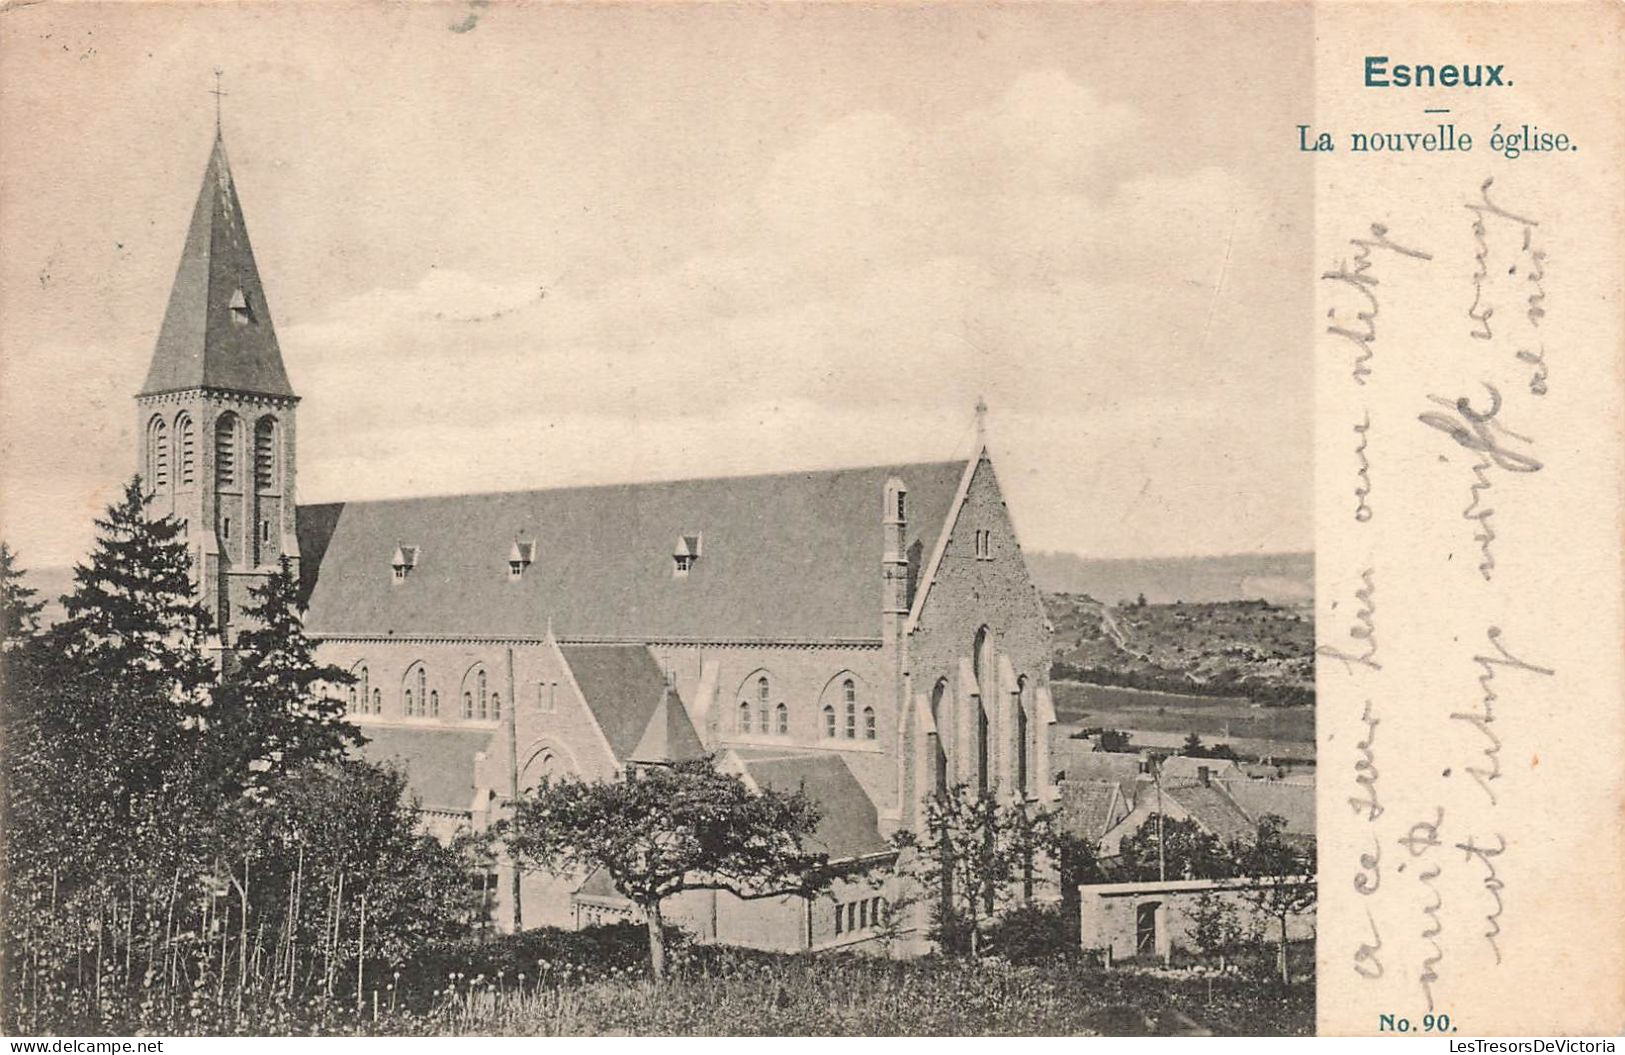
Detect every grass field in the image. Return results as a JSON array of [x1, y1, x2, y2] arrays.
[[1051, 681, 1315, 745], [18, 926, 1314, 1037]]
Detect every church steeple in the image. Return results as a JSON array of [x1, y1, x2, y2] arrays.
[[135, 126, 300, 653], [140, 130, 294, 400]]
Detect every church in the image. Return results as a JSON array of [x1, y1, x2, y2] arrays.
[[134, 130, 1061, 953]]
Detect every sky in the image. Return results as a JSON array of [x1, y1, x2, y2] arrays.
[[0, 2, 1312, 570]]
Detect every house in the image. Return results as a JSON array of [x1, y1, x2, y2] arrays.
[[131, 128, 1061, 951]]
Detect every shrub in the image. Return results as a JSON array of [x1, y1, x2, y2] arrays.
[[985, 904, 1078, 964]]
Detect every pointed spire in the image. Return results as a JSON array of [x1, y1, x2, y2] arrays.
[[140, 131, 295, 400]]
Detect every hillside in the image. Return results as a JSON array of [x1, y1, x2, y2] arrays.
[[1026, 551, 1313, 607], [1044, 593, 1314, 706]]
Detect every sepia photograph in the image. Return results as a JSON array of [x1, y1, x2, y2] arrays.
[[2, 1, 1329, 1038]]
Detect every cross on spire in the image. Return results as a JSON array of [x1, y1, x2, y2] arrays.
[[974, 396, 989, 448], [210, 69, 228, 132]]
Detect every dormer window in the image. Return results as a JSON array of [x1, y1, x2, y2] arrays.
[[672, 533, 702, 578], [391, 544, 419, 580], [229, 288, 255, 327], [509, 539, 535, 579]]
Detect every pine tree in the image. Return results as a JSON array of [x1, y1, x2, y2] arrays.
[[0, 542, 45, 649], [3, 479, 221, 1029], [211, 556, 360, 792], [41, 477, 217, 811]]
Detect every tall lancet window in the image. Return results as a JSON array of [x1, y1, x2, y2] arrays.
[[146, 416, 170, 492], [254, 417, 276, 492], [176, 414, 196, 488], [215, 413, 240, 490]]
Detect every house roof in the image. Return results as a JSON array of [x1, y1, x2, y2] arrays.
[[1049, 742, 1145, 795], [733, 750, 889, 862], [1162, 780, 1258, 843], [558, 644, 699, 763], [353, 724, 496, 811], [297, 460, 967, 642], [141, 132, 295, 400], [1218, 777, 1315, 839], [1158, 756, 1243, 785], [1059, 779, 1124, 841]]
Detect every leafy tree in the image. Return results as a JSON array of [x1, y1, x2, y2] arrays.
[[1117, 815, 1234, 882], [1187, 891, 1247, 967], [1228, 815, 1315, 984], [210, 556, 360, 794], [508, 756, 828, 976], [1096, 729, 1131, 753], [893, 784, 1063, 957], [1056, 830, 1104, 932]]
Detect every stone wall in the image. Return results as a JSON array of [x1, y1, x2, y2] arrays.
[[1077, 876, 1316, 961]]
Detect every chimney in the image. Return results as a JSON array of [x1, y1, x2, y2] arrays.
[[1198, 765, 1211, 786]]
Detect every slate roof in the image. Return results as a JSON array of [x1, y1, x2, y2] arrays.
[[354, 724, 496, 811], [1162, 780, 1259, 843], [1219, 778, 1315, 839], [556, 643, 699, 763], [734, 750, 889, 862], [1158, 756, 1243, 785], [1058, 779, 1124, 841], [1049, 742, 1145, 797], [141, 132, 295, 399], [628, 687, 707, 766], [297, 460, 967, 641]]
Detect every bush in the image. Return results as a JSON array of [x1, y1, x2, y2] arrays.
[[395, 922, 685, 1002], [985, 904, 1078, 964]]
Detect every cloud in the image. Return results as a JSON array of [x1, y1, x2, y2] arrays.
[[4, 66, 1308, 567]]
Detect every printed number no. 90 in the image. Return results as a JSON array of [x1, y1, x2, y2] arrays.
[[1379, 1013, 1455, 1032]]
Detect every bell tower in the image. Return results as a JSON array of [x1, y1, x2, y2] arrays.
[[135, 128, 299, 646]]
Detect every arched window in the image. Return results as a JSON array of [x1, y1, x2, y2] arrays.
[[176, 413, 196, 488], [977, 703, 990, 793], [843, 679, 857, 739], [737, 700, 752, 734], [429, 690, 440, 717], [930, 680, 949, 792], [756, 676, 770, 732], [354, 665, 370, 714], [370, 688, 381, 714], [215, 413, 239, 489], [463, 692, 474, 719], [146, 416, 170, 492], [348, 684, 358, 712], [863, 706, 876, 740], [1016, 675, 1030, 796], [973, 626, 989, 697], [478, 670, 489, 719], [491, 692, 502, 721], [822, 703, 836, 738], [418, 667, 428, 713], [775, 702, 789, 736], [404, 689, 415, 716], [254, 417, 276, 492]]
